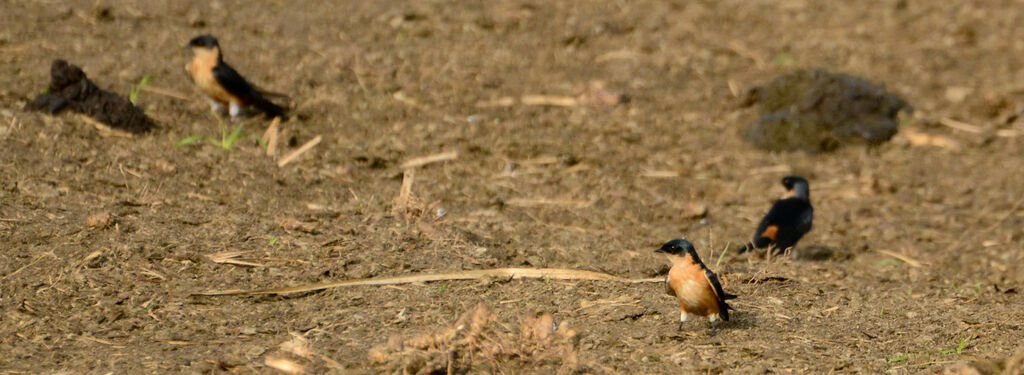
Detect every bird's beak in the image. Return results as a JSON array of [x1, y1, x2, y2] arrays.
[[654, 248, 666, 253]]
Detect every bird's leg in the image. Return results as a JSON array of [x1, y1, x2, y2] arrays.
[[208, 99, 226, 117], [678, 311, 688, 331], [228, 101, 243, 121]]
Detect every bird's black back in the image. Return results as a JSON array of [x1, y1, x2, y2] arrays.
[[754, 197, 813, 249]]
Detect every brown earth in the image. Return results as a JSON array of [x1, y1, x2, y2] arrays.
[[2, 0, 1024, 373]]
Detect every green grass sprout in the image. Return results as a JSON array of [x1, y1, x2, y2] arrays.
[[887, 355, 908, 363], [129, 75, 151, 105], [176, 135, 205, 147], [941, 336, 971, 355]]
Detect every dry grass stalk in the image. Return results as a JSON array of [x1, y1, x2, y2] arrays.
[[262, 116, 281, 157], [901, 128, 962, 150], [206, 251, 264, 267], [475, 96, 516, 108], [368, 304, 581, 375], [521, 94, 578, 107], [392, 169, 423, 218], [277, 135, 322, 167], [193, 268, 635, 296], [400, 151, 458, 169], [505, 198, 594, 209], [996, 129, 1022, 138], [639, 170, 679, 178], [939, 117, 984, 133], [264, 357, 306, 374], [875, 249, 925, 268]]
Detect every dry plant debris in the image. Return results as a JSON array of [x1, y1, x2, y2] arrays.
[[368, 303, 580, 375]]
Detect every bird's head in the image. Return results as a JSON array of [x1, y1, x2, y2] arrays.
[[654, 238, 697, 257], [781, 175, 810, 200], [186, 34, 221, 59]]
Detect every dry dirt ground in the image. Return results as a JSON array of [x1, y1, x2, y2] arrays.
[[2, 1, 1024, 373]]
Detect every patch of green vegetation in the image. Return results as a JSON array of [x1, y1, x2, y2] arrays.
[[176, 119, 245, 150], [176, 134, 205, 147], [774, 52, 795, 67], [941, 336, 971, 355], [715, 242, 731, 268], [437, 284, 447, 293], [129, 75, 151, 105], [209, 123, 245, 150], [887, 355, 908, 363], [269, 236, 278, 246]]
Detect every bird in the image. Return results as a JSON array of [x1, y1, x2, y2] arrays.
[[184, 34, 285, 120], [655, 238, 736, 335], [735, 176, 813, 254]]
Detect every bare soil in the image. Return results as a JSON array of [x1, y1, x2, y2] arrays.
[[2, 1, 1023, 373]]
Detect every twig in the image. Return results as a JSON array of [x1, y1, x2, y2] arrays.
[[520, 95, 578, 107], [639, 170, 679, 178], [193, 268, 660, 296], [206, 251, 264, 267], [875, 249, 925, 268], [393, 169, 415, 216], [261, 116, 281, 157], [400, 151, 458, 169], [505, 198, 594, 208], [939, 117, 983, 133], [277, 135, 322, 167]]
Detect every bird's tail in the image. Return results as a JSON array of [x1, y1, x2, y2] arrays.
[[253, 96, 285, 119]]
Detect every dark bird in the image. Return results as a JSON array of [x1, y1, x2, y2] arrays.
[[736, 176, 813, 254], [185, 34, 285, 119], [656, 238, 737, 335]]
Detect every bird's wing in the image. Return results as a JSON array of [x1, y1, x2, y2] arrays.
[[664, 274, 675, 297], [211, 63, 261, 103], [703, 269, 733, 315]]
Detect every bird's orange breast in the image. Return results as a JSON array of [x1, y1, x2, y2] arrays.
[[186, 52, 237, 105], [666, 260, 720, 317]]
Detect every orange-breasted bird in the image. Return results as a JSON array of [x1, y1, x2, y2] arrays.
[[185, 34, 285, 120], [736, 176, 813, 254], [656, 238, 736, 335]]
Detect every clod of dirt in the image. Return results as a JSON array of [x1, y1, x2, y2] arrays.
[[741, 69, 911, 152], [277, 216, 319, 234], [25, 60, 155, 134], [369, 303, 581, 374], [86, 212, 113, 229]]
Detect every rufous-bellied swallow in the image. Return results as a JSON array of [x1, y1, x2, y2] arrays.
[[656, 238, 736, 336], [185, 34, 285, 120], [736, 176, 813, 254]]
